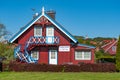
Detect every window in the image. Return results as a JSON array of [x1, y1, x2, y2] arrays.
[[34, 25, 42, 36], [84, 52, 91, 59], [46, 26, 54, 36], [75, 51, 91, 60], [31, 51, 39, 60], [51, 50, 56, 59], [75, 51, 82, 59], [112, 46, 116, 52]]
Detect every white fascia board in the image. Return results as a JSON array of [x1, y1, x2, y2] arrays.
[[10, 14, 43, 43], [44, 14, 78, 43]]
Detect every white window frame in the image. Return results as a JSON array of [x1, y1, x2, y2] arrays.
[[75, 51, 82, 60], [34, 25, 42, 36], [46, 26, 54, 36], [75, 51, 91, 60], [31, 51, 39, 60], [112, 46, 116, 52]]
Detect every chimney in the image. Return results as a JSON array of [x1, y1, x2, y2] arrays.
[[46, 10, 56, 20]]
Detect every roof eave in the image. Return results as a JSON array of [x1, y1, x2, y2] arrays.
[[78, 43, 95, 49], [44, 13, 78, 43], [9, 14, 43, 43], [9, 12, 78, 44]]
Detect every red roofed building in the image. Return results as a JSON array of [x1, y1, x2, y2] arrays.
[[9, 7, 95, 65], [101, 39, 117, 55]]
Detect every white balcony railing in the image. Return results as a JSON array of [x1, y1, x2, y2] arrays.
[[27, 36, 59, 45]]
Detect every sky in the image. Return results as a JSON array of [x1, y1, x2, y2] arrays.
[[0, 0, 120, 39]]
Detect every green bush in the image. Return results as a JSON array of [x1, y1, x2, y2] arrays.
[[116, 36, 120, 71], [0, 43, 14, 64]]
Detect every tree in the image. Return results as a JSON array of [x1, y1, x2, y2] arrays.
[[0, 23, 14, 62], [0, 43, 14, 63], [0, 24, 8, 37], [116, 36, 120, 71], [0, 23, 10, 42]]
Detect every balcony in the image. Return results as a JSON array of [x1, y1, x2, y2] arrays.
[[27, 36, 59, 46]]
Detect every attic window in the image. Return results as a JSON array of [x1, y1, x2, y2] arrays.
[[34, 25, 42, 36], [46, 26, 54, 36]]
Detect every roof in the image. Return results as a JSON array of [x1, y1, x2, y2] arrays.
[[78, 44, 95, 49], [101, 40, 117, 52], [9, 8, 78, 43]]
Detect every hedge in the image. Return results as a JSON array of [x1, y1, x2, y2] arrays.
[[5, 61, 116, 72]]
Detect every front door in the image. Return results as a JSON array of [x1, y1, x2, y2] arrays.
[[49, 50, 57, 65]]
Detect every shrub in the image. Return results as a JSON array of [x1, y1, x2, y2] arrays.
[[8, 61, 116, 72], [64, 65, 81, 72], [2, 63, 10, 71]]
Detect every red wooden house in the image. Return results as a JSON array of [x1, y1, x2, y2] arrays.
[[101, 39, 117, 55], [9, 7, 95, 65]]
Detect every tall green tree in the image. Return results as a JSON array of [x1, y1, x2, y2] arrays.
[[116, 36, 120, 71]]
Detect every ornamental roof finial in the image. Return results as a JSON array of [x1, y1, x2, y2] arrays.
[[42, 6, 45, 15]]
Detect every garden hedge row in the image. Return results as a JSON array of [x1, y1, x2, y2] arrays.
[[4, 61, 116, 72]]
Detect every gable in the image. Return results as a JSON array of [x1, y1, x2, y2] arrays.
[[101, 40, 117, 53], [9, 11, 78, 43]]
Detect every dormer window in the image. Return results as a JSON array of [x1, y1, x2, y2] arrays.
[[34, 25, 42, 36]]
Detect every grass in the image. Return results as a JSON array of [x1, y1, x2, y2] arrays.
[[0, 72, 120, 80]]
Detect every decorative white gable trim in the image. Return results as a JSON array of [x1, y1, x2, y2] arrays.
[[9, 8, 78, 43]]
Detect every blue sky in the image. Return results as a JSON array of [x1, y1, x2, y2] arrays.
[[0, 0, 120, 38]]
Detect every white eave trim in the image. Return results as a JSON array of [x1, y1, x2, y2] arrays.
[[9, 13, 78, 43], [44, 14, 78, 43], [10, 14, 43, 43]]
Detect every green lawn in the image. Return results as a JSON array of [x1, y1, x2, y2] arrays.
[[0, 72, 120, 80]]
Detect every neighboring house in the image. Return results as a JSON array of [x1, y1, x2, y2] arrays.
[[101, 39, 117, 55], [9, 7, 95, 65]]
